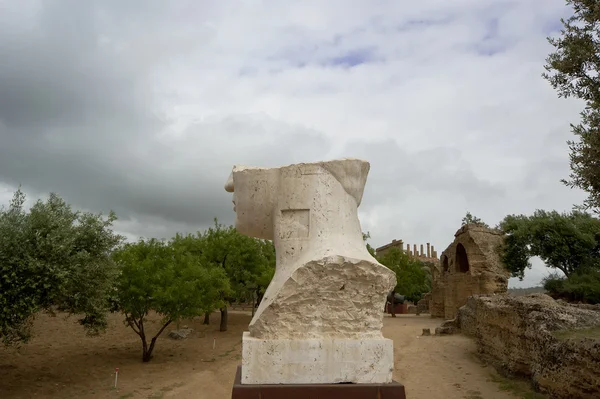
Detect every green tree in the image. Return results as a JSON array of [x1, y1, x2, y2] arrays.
[[195, 219, 275, 331], [112, 238, 229, 362], [461, 211, 489, 228], [0, 189, 123, 346], [499, 210, 600, 280], [362, 231, 376, 257], [377, 247, 431, 303], [543, 1, 600, 212]]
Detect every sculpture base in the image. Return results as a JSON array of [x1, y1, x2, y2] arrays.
[[241, 332, 393, 384], [232, 366, 406, 398]]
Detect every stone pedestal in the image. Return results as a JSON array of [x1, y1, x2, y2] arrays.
[[241, 332, 393, 384], [231, 366, 407, 399]]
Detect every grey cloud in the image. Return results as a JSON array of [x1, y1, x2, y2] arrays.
[[342, 138, 506, 210], [0, 2, 332, 240]]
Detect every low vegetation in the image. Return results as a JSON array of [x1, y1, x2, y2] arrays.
[[553, 325, 600, 341]]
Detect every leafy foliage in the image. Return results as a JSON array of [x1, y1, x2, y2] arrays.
[[543, 1, 600, 212], [362, 231, 376, 257], [112, 238, 230, 362], [181, 219, 275, 330], [543, 270, 600, 304], [461, 211, 489, 228], [498, 210, 600, 279], [0, 189, 123, 346], [377, 247, 431, 303]]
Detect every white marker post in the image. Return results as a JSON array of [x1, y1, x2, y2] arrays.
[[114, 367, 119, 388], [213, 338, 216, 350]]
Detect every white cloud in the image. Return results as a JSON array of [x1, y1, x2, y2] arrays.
[[0, 0, 587, 287]]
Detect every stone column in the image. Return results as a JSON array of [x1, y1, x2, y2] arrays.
[[420, 244, 424, 257], [413, 244, 417, 256], [427, 243, 431, 258]]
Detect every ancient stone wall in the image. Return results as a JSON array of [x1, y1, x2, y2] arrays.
[[417, 293, 431, 314], [457, 294, 600, 399], [430, 224, 509, 319]]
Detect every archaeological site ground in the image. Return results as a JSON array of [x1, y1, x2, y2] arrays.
[[0, 310, 539, 399]]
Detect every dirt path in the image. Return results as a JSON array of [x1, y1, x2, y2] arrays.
[[167, 314, 518, 399], [0, 312, 520, 399]]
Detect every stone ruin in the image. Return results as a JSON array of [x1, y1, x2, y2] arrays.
[[375, 238, 438, 262], [452, 294, 600, 398], [429, 223, 510, 320]]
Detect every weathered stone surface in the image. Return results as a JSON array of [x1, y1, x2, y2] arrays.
[[430, 224, 509, 320], [457, 294, 600, 399], [435, 319, 459, 335], [224, 159, 396, 384], [417, 294, 430, 314], [241, 332, 393, 384], [249, 256, 394, 340]]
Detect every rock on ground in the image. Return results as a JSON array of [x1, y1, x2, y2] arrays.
[[168, 328, 194, 340]]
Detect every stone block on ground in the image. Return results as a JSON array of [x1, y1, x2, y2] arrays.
[[168, 328, 194, 340]]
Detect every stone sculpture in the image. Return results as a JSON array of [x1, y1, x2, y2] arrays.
[[224, 158, 396, 385]]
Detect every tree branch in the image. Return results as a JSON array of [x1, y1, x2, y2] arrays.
[[124, 312, 141, 336], [553, 263, 571, 278], [152, 319, 173, 341]]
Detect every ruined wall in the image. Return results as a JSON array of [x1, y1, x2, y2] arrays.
[[457, 294, 600, 399], [431, 224, 509, 319], [417, 293, 431, 314]]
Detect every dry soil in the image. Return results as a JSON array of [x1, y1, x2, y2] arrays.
[[0, 311, 527, 399]]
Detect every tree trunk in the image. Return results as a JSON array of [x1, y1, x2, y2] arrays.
[[390, 290, 397, 318], [143, 336, 159, 362], [140, 319, 172, 363], [203, 312, 210, 325], [255, 290, 263, 309], [141, 334, 150, 362], [219, 307, 228, 332], [251, 292, 256, 317]]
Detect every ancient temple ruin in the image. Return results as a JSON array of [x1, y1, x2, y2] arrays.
[[430, 224, 510, 319], [375, 239, 438, 263]]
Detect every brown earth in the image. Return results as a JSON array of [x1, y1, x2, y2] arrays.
[[0, 311, 529, 399]]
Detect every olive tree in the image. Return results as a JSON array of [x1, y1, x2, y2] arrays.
[[543, 1, 600, 212], [0, 189, 123, 346]]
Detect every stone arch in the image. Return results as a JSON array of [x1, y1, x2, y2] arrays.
[[441, 255, 449, 273], [455, 243, 470, 273]]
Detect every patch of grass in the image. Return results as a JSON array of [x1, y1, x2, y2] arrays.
[[553, 325, 600, 340], [489, 373, 547, 399], [218, 347, 237, 358], [118, 393, 134, 399], [463, 389, 484, 399], [147, 382, 184, 399]]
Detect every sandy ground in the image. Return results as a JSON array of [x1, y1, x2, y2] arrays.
[[0, 311, 522, 399]]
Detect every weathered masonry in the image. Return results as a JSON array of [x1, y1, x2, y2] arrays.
[[430, 224, 509, 319]]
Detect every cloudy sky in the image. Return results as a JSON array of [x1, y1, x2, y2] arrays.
[[0, 0, 587, 287]]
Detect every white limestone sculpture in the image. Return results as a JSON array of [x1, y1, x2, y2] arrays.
[[224, 158, 396, 385]]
